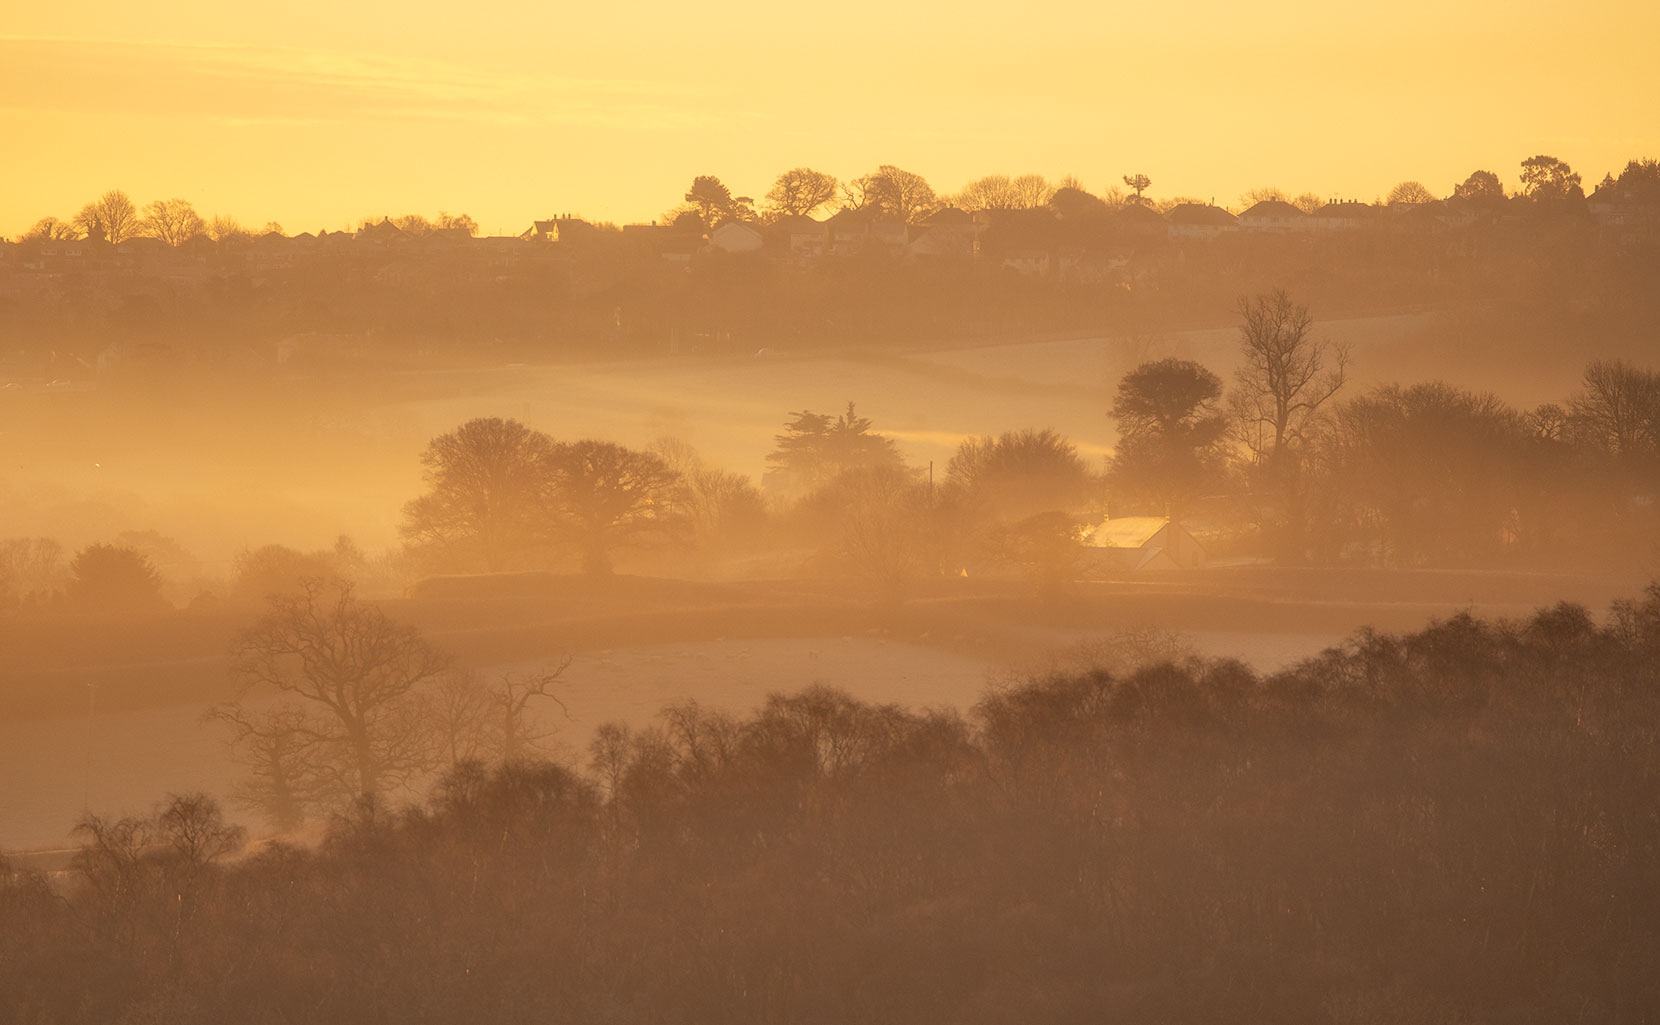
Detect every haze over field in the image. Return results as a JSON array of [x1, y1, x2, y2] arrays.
[[4, 2, 1660, 1021]]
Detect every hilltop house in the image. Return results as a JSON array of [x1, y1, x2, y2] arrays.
[[708, 220, 764, 255], [1115, 202, 1169, 242], [1165, 203, 1239, 240], [1307, 201, 1374, 232], [1238, 200, 1308, 233], [1589, 179, 1660, 248], [778, 215, 829, 259]]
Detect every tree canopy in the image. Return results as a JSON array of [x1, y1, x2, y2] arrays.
[[767, 403, 903, 490], [400, 417, 558, 571], [764, 168, 839, 218], [1108, 359, 1230, 518], [1520, 154, 1584, 202]]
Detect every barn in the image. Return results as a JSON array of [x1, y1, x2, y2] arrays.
[[1084, 517, 1206, 571]]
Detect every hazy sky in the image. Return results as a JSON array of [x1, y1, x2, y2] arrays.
[[4, 0, 1657, 237]]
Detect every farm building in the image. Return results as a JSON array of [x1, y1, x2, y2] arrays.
[[1084, 517, 1206, 571]]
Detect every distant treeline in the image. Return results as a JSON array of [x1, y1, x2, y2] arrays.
[[4, 329, 1658, 614], [5, 587, 1660, 1023], [2, 158, 1657, 365], [13, 155, 1657, 243]]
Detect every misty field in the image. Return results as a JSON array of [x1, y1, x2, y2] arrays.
[[0, 309, 1519, 562], [3, 564, 1640, 852]]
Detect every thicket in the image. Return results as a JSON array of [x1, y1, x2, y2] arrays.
[[5, 588, 1660, 1023]]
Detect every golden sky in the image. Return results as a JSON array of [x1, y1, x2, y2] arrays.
[[4, 0, 1658, 237]]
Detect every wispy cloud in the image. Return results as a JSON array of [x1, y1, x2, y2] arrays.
[[0, 35, 736, 130]]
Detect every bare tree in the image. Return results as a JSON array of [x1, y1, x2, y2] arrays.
[[818, 465, 936, 600], [205, 214, 248, 242], [0, 537, 65, 607], [436, 211, 479, 235], [1230, 289, 1348, 465], [850, 165, 937, 223], [22, 217, 79, 240], [141, 198, 206, 246], [765, 168, 839, 218], [1011, 174, 1054, 209], [954, 175, 1016, 211], [155, 793, 246, 870], [214, 703, 323, 830], [392, 213, 434, 235], [1386, 181, 1437, 205], [1239, 186, 1289, 207], [1569, 360, 1660, 458], [1123, 173, 1152, 203], [74, 189, 141, 243], [431, 664, 570, 765], [216, 580, 449, 808]]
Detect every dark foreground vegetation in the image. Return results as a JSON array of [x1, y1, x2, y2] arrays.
[[5, 588, 1660, 1024]]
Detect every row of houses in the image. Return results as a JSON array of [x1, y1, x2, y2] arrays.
[[1, 224, 563, 280]]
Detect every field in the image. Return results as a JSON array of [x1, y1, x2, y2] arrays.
[[3, 565, 1647, 853], [3, 308, 1655, 853]]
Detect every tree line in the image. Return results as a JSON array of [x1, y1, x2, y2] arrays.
[[5, 290, 1657, 616], [5, 585, 1660, 1022], [18, 189, 479, 246], [17, 155, 1657, 245]]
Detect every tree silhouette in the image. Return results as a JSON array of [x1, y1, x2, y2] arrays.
[[1123, 173, 1152, 202], [765, 168, 839, 218], [1519, 154, 1584, 202], [205, 215, 247, 241], [850, 166, 937, 223], [140, 198, 205, 246], [945, 428, 1097, 522], [401, 417, 559, 571], [1230, 289, 1347, 465], [1569, 360, 1659, 460], [1452, 169, 1505, 201], [768, 403, 902, 491], [1319, 383, 1533, 564], [1387, 180, 1437, 205], [432, 665, 571, 766], [1239, 185, 1289, 207], [66, 544, 168, 614], [74, 190, 141, 243], [22, 217, 78, 241], [1108, 359, 1229, 518], [547, 440, 686, 575], [217, 579, 449, 807], [436, 211, 479, 235], [1048, 185, 1109, 218], [0, 536, 65, 608], [685, 176, 736, 224]]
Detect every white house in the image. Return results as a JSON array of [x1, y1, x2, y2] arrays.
[[1084, 517, 1206, 571], [1238, 199, 1308, 233], [1165, 203, 1239, 240], [708, 221, 764, 255]]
